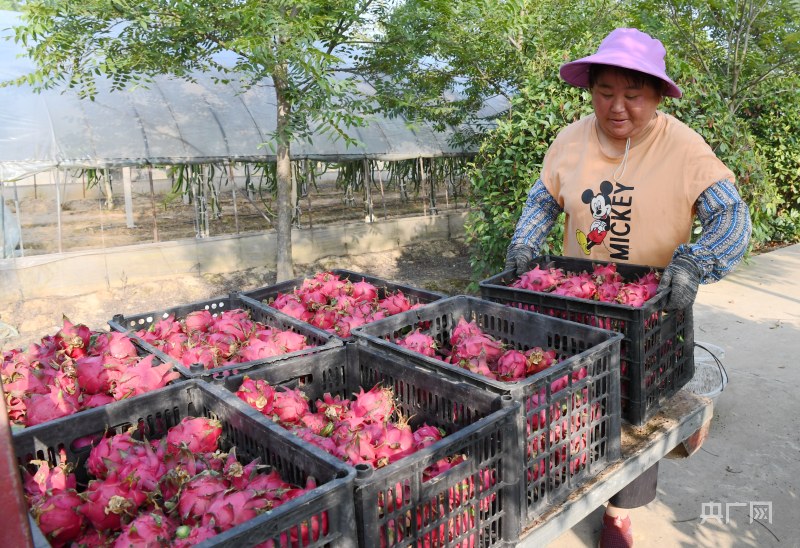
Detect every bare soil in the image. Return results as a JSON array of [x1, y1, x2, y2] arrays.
[[0, 239, 476, 351]]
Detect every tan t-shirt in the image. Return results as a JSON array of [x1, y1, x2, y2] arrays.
[[541, 111, 734, 268]]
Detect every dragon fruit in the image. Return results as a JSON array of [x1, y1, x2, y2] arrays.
[[272, 388, 311, 425], [176, 471, 230, 523], [23, 460, 77, 504], [350, 384, 395, 424], [113, 510, 177, 547], [616, 283, 650, 307], [166, 417, 223, 456], [235, 375, 277, 415], [200, 489, 272, 532], [31, 489, 85, 545], [172, 524, 218, 547], [512, 265, 565, 291], [396, 329, 438, 357], [495, 349, 529, 381], [79, 478, 148, 531], [552, 273, 597, 300], [24, 386, 80, 426]]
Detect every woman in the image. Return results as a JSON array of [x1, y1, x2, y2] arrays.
[[505, 28, 751, 547]]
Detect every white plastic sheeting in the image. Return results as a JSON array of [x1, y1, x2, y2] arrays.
[[0, 10, 485, 182]]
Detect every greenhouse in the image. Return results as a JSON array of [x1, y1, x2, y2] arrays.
[[0, 9, 507, 263]]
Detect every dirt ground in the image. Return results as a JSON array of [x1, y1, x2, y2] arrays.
[[0, 238, 476, 351]]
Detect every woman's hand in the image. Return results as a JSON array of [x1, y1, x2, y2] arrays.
[[658, 255, 703, 311], [505, 244, 536, 277]]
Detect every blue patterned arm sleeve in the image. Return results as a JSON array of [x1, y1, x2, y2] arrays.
[[675, 179, 752, 283], [510, 179, 562, 251]]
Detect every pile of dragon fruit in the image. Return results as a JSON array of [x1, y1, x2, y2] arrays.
[[2, 318, 179, 427], [24, 416, 321, 547], [134, 308, 312, 370], [268, 271, 423, 338], [511, 262, 660, 307], [394, 317, 560, 382], [236, 378, 448, 470], [235, 378, 495, 547]]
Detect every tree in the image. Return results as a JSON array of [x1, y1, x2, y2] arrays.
[[7, 0, 394, 281]]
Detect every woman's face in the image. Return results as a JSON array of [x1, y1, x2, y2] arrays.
[[591, 69, 661, 143]]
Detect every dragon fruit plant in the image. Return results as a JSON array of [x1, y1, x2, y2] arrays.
[[512, 262, 660, 308], [134, 308, 313, 370], [268, 271, 425, 338], [394, 317, 559, 382], [2, 317, 179, 428], [22, 416, 322, 547], [235, 377, 495, 547]]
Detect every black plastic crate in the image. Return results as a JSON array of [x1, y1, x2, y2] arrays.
[[350, 295, 622, 527], [220, 344, 523, 547], [479, 256, 695, 426], [239, 269, 447, 341], [108, 294, 342, 380], [13, 380, 357, 548]]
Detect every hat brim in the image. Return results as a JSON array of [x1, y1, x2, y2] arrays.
[[560, 52, 682, 98]]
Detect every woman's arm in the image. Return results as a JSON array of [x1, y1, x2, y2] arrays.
[[510, 178, 563, 250], [675, 179, 752, 283]]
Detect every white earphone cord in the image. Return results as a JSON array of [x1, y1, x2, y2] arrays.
[[612, 137, 631, 183]]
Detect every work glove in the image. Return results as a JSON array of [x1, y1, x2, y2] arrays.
[[504, 243, 536, 278], [658, 255, 703, 311]]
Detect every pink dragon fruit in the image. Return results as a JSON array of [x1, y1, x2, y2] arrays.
[[200, 489, 271, 532], [616, 283, 650, 307], [271, 330, 309, 354], [350, 279, 378, 302], [637, 271, 660, 300], [55, 317, 92, 359], [31, 489, 85, 545], [272, 388, 310, 425], [350, 384, 395, 424], [165, 417, 223, 456], [595, 280, 623, 303], [110, 355, 180, 399], [113, 510, 177, 546], [396, 329, 438, 357], [526, 347, 558, 376], [592, 262, 623, 284], [315, 393, 351, 421], [79, 478, 148, 531], [552, 273, 597, 300], [74, 354, 116, 395], [496, 349, 529, 381], [450, 333, 505, 366], [512, 265, 565, 292], [235, 376, 277, 415], [86, 430, 141, 479], [172, 524, 218, 547], [378, 292, 411, 316], [176, 471, 231, 524], [25, 386, 80, 426], [183, 310, 213, 334], [23, 460, 77, 504]]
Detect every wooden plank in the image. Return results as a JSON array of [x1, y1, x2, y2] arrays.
[[516, 391, 714, 546]]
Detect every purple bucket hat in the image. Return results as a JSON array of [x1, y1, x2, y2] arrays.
[[559, 28, 682, 98]]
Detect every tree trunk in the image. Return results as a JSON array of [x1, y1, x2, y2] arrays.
[[274, 69, 294, 282]]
